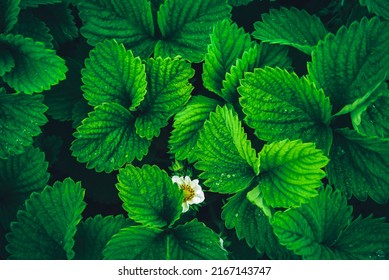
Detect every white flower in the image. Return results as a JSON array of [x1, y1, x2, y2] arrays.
[[172, 175, 205, 213]]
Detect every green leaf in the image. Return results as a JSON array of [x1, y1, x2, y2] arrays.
[[229, 0, 254, 6], [104, 226, 167, 259], [327, 128, 389, 204], [104, 220, 227, 260], [196, 105, 260, 194], [253, 7, 328, 54], [10, 11, 54, 49], [71, 103, 151, 173], [20, 0, 62, 8], [334, 215, 389, 260], [308, 17, 389, 114], [82, 40, 147, 110], [246, 186, 272, 218], [74, 215, 132, 260], [272, 187, 353, 259], [0, 0, 21, 34], [135, 57, 194, 140], [259, 139, 328, 208], [168, 219, 228, 260], [169, 95, 220, 163], [79, 0, 156, 58], [273, 188, 389, 260], [222, 188, 295, 259], [239, 67, 332, 152], [33, 3, 79, 46], [349, 82, 387, 131], [117, 165, 182, 228], [0, 34, 67, 94], [0, 91, 48, 159], [360, 0, 389, 20], [0, 147, 49, 229], [6, 178, 86, 259], [221, 43, 292, 104], [253, 43, 292, 70], [155, 0, 232, 62], [354, 89, 389, 138], [44, 59, 83, 121], [203, 19, 252, 96], [0, 47, 15, 77]]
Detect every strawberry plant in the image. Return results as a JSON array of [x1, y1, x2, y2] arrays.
[[0, 0, 388, 260]]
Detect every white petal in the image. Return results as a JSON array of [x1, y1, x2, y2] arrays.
[[195, 192, 205, 203], [182, 202, 189, 213], [172, 176, 185, 187], [192, 184, 202, 192], [189, 196, 202, 204], [191, 179, 199, 186], [184, 176, 192, 184], [172, 175, 180, 184], [188, 190, 205, 204]]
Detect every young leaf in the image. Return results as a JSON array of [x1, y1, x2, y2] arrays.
[[0, 34, 67, 94], [239, 67, 332, 152], [222, 188, 295, 259], [196, 105, 260, 194], [203, 19, 252, 96], [0, 0, 21, 34], [334, 215, 389, 259], [354, 90, 389, 138], [19, 0, 62, 8], [259, 139, 328, 208], [135, 57, 194, 140], [155, 0, 232, 62], [44, 59, 83, 121], [0, 91, 48, 159], [104, 220, 228, 260], [82, 40, 147, 111], [327, 128, 389, 204], [308, 17, 389, 114], [222, 43, 292, 104], [6, 178, 86, 260], [253, 7, 328, 54], [0, 147, 49, 228], [116, 165, 183, 228], [74, 215, 133, 260], [104, 226, 167, 260], [10, 11, 54, 49], [71, 103, 151, 173], [272, 187, 353, 259], [169, 95, 220, 163], [168, 219, 228, 260], [349, 82, 387, 133], [360, 0, 389, 20], [79, 0, 156, 58]]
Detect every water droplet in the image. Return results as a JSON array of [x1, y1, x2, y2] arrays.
[[375, 249, 385, 259]]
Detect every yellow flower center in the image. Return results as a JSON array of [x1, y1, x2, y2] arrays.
[[181, 183, 195, 202]]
